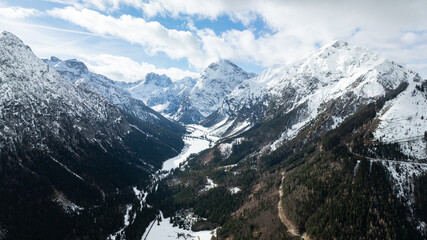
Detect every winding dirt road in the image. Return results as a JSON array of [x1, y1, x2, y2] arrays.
[[278, 172, 300, 237], [278, 171, 310, 240]]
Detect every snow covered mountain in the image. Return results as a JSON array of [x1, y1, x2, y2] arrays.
[[127, 73, 196, 117], [207, 41, 421, 140], [163, 41, 426, 239], [0, 31, 184, 239], [43, 57, 184, 133], [174, 59, 256, 123], [126, 59, 254, 124]]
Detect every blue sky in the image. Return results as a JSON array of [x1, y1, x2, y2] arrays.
[[0, 0, 426, 82]]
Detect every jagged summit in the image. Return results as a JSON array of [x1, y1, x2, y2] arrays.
[[172, 59, 256, 123], [329, 40, 349, 48], [44, 57, 90, 82], [50, 56, 61, 62], [1, 31, 25, 45], [0, 32, 183, 157], [201, 59, 252, 82], [206, 59, 238, 71], [144, 72, 173, 87]]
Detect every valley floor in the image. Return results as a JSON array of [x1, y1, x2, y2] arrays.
[[142, 212, 216, 240], [143, 124, 222, 239], [161, 124, 218, 171]]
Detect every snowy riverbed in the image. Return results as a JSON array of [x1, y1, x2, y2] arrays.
[[161, 124, 220, 171], [142, 124, 222, 239]]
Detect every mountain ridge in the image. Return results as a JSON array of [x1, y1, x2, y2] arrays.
[[43, 56, 185, 134], [0, 31, 183, 239], [204, 40, 421, 139]]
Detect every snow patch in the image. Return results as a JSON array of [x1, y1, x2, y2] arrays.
[[229, 187, 241, 194], [200, 177, 218, 192], [162, 123, 226, 171], [353, 160, 361, 176], [218, 137, 245, 159], [53, 191, 83, 214], [108, 204, 133, 240], [270, 120, 310, 151], [225, 120, 251, 138], [133, 187, 151, 210], [141, 211, 216, 240]]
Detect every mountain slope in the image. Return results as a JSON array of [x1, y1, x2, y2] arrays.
[[156, 41, 426, 239], [0, 31, 183, 239], [207, 41, 420, 139], [128, 73, 196, 117], [43, 57, 185, 133], [174, 60, 256, 123]]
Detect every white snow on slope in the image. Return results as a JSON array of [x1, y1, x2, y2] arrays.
[[142, 212, 216, 240], [373, 159, 427, 232], [133, 187, 151, 210], [108, 204, 133, 240], [161, 121, 230, 172], [53, 190, 84, 214], [218, 137, 245, 159], [185, 60, 255, 118], [44, 57, 168, 125], [218, 40, 419, 145], [129, 74, 196, 117], [229, 187, 241, 194], [0, 31, 131, 153], [374, 81, 427, 160], [200, 177, 218, 192]]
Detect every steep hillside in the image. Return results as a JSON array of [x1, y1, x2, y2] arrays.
[[206, 41, 420, 139], [154, 41, 426, 239], [0, 31, 183, 240]]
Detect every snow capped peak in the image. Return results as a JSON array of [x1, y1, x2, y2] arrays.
[[201, 59, 251, 82], [180, 76, 197, 86], [213, 40, 417, 138], [173, 60, 256, 122], [328, 40, 349, 49], [144, 72, 173, 87], [206, 59, 238, 71], [1, 31, 25, 45], [43, 57, 90, 83], [63, 59, 89, 74], [50, 56, 61, 62]]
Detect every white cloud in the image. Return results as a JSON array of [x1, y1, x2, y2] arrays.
[[136, 0, 427, 76], [3, 1, 427, 78], [80, 53, 198, 82], [45, 0, 143, 12], [0, 6, 39, 19], [48, 7, 210, 68], [45, 6, 317, 70]]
